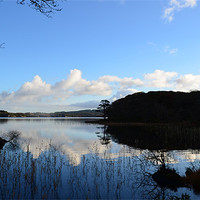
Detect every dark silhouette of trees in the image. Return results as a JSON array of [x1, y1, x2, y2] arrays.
[[107, 91, 200, 123], [0, 110, 9, 117], [97, 100, 110, 120]]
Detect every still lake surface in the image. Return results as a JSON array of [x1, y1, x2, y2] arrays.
[[0, 118, 200, 199]]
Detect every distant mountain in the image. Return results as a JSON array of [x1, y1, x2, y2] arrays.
[[0, 109, 103, 118], [107, 91, 200, 123]]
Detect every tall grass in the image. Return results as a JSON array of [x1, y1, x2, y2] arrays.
[[0, 134, 196, 199]]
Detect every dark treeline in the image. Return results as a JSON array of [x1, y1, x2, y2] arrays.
[[0, 109, 102, 118], [107, 91, 200, 123]]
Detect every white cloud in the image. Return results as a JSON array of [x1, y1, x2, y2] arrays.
[[144, 70, 178, 88], [148, 43, 178, 55], [99, 75, 144, 88], [169, 48, 178, 54], [53, 69, 82, 90], [53, 69, 112, 97], [98, 75, 121, 83], [76, 80, 112, 96], [15, 75, 52, 102], [0, 75, 52, 105], [120, 78, 144, 88], [148, 42, 156, 47], [70, 100, 100, 109], [0, 69, 142, 111], [163, 0, 197, 22], [110, 88, 139, 102], [164, 46, 178, 55], [2, 68, 200, 112], [175, 74, 200, 91]]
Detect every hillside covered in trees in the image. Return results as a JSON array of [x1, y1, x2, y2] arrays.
[[0, 110, 102, 118], [107, 91, 200, 123]]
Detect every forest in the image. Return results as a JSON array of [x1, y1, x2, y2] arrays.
[[107, 91, 200, 123]]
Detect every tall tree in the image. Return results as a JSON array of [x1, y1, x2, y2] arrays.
[[97, 100, 110, 120]]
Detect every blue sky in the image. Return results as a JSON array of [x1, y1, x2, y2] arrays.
[[1, 0, 200, 112]]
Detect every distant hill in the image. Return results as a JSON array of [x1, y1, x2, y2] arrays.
[[52, 110, 102, 117], [0, 110, 9, 117], [107, 91, 200, 123], [0, 109, 102, 118]]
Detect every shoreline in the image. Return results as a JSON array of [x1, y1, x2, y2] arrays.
[[86, 119, 200, 127], [1, 117, 200, 127]]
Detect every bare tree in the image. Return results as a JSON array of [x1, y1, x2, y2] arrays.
[[0, 0, 64, 48], [17, 0, 63, 17], [0, 43, 5, 49]]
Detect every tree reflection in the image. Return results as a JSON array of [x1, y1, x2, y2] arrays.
[[0, 131, 139, 199], [104, 124, 200, 199], [106, 125, 200, 150], [96, 125, 111, 145], [0, 140, 64, 199], [134, 149, 192, 199], [1, 125, 200, 199], [0, 130, 20, 150], [0, 119, 8, 124], [0, 137, 7, 150]]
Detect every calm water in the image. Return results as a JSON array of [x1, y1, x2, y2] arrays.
[[0, 118, 200, 199]]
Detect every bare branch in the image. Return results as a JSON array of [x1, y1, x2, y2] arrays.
[[17, 0, 63, 17], [0, 43, 5, 49]]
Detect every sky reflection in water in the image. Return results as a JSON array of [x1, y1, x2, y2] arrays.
[[0, 118, 200, 199]]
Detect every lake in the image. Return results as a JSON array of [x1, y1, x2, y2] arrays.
[[0, 118, 200, 199]]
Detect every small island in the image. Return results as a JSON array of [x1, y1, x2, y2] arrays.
[[106, 90, 200, 124]]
